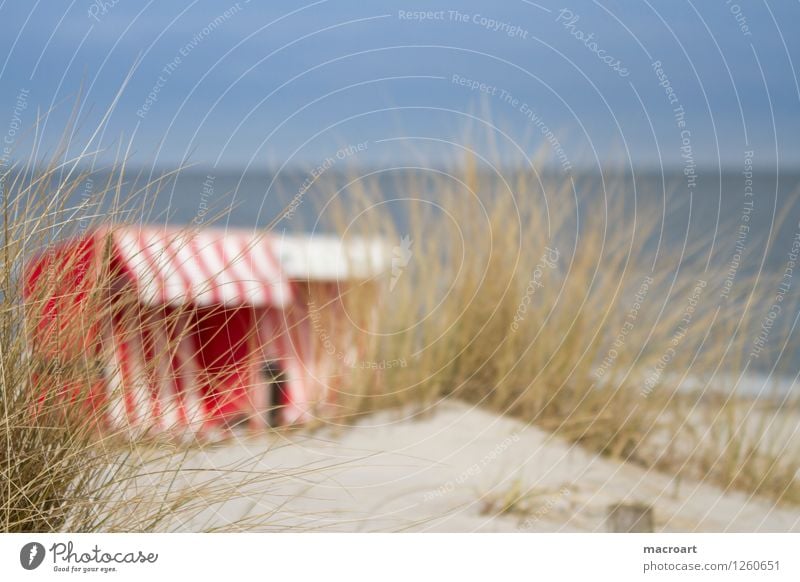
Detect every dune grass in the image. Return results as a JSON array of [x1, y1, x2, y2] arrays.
[[312, 153, 800, 507], [4, 97, 798, 534], [0, 110, 290, 532]]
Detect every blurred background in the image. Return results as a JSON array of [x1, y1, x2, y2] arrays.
[[4, 2, 800, 533], [1, 1, 799, 373]]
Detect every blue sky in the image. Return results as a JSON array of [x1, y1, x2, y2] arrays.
[[0, 0, 797, 171]]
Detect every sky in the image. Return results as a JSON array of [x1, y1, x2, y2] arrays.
[[0, 0, 798, 172]]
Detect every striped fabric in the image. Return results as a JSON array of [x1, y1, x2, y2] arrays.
[[24, 226, 384, 437], [110, 227, 293, 308]]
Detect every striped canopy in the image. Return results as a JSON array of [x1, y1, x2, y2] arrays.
[[25, 226, 389, 309], [110, 227, 294, 308]]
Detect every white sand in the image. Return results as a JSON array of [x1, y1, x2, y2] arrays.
[[166, 400, 800, 532]]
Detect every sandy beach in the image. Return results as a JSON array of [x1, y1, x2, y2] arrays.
[[162, 400, 800, 532]]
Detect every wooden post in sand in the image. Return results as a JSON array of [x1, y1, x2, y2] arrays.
[[606, 503, 654, 532]]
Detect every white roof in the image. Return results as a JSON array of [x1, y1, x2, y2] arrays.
[[271, 235, 389, 281]]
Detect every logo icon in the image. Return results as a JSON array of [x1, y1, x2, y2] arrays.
[[390, 235, 413, 291], [20, 542, 46, 570]]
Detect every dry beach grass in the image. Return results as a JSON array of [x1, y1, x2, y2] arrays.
[[319, 152, 800, 508], [0, 112, 286, 532], [2, 106, 799, 533]]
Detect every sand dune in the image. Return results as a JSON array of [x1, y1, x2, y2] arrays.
[[165, 401, 800, 532]]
